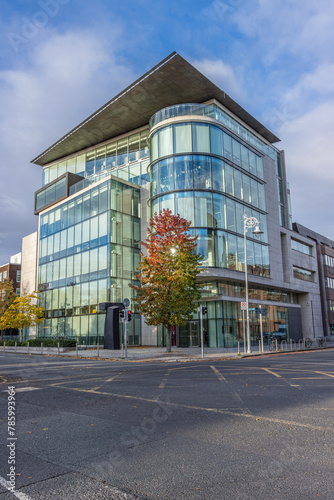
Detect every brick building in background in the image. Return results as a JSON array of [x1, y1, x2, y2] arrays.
[[0, 253, 22, 296]]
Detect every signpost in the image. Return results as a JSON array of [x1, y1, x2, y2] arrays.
[[122, 298, 130, 359], [241, 302, 247, 353], [199, 305, 207, 359], [255, 308, 267, 352]]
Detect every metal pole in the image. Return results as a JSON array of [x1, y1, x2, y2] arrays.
[[200, 305, 204, 359], [76, 343, 78, 357], [242, 310, 246, 353], [124, 320, 128, 359], [97, 343, 99, 358], [238, 341, 240, 355], [15, 342, 17, 353], [260, 312, 264, 353], [244, 227, 251, 353], [57, 342, 60, 355]]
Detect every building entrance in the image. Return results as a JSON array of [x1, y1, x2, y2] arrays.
[[178, 321, 200, 347]]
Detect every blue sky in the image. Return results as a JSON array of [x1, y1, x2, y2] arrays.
[[1, 0, 334, 263]]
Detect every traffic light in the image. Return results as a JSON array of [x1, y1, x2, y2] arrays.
[[120, 309, 125, 320], [202, 306, 207, 316], [127, 310, 132, 322]]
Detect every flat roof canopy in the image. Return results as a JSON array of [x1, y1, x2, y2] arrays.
[[32, 52, 280, 166]]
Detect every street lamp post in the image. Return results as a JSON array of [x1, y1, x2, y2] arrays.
[[243, 214, 263, 353]]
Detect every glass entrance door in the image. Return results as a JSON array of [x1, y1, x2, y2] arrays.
[[178, 321, 200, 347], [189, 321, 199, 347]]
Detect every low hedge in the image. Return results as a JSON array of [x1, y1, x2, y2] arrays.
[[21, 337, 77, 348], [0, 340, 23, 346]]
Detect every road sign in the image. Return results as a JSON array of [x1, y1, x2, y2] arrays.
[[241, 302, 247, 310], [123, 298, 130, 308], [255, 307, 267, 316]]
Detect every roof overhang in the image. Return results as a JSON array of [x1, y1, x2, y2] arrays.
[[32, 52, 280, 166]]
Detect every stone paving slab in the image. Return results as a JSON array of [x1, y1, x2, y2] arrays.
[[1, 342, 333, 362]]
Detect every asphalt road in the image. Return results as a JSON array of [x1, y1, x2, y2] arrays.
[[0, 350, 333, 499]]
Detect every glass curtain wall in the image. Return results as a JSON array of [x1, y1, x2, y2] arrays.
[[149, 121, 269, 277], [38, 178, 141, 345], [42, 129, 150, 187]]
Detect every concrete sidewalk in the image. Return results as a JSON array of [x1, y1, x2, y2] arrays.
[[2, 342, 334, 362]]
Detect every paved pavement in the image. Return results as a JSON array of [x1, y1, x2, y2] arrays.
[[1, 341, 334, 362]]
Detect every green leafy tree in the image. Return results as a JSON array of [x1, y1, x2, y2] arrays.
[[0, 292, 44, 340], [131, 209, 203, 352], [0, 279, 17, 339]]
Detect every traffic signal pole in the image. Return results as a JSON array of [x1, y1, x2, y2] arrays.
[[200, 305, 205, 359], [121, 307, 132, 359], [124, 318, 128, 359]]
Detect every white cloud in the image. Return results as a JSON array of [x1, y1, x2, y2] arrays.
[[280, 100, 334, 239], [0, 28, 136, 263], [230, 0, 334, 63], [191, 58, 245, 101]]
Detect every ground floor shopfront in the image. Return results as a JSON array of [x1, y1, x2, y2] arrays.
[[156, 299, 303, 349]]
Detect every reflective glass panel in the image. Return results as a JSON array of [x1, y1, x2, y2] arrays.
[[174, 156, 193, 190], [175, 192, 194, 226], [195, 192, 213, 227], [210, 126, 223, 156], [192, 123, 210, 153], [159, 158, 174, 192], [211, 158, 224, 192], [158, 126, 173, 157], [174, 124, 192, 154]]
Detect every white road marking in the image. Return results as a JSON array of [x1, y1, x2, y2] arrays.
[[57, 385, 333, 432], [2, 387, 41, 393], [0, 475, 33, 499], [210, 365, 228, 382], [261, 367, 281, 378], [159, 372, 170, 389]]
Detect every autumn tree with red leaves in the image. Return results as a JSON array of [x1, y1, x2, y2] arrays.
[[131, 209, 203, 352]]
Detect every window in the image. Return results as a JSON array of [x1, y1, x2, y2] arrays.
[[174, 123, 192, 154], [291, 239, 313, 256], [16, 270, 21, 282], [16, 288, 20, 296], [3, 271, 7, 280], [324, 254, 334, 268], [293, 266, 314, 282], [326, 277, 334, 289]]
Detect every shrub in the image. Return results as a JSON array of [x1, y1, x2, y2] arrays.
[[0, 340, 22, 346], [21, 337, 77, 347]]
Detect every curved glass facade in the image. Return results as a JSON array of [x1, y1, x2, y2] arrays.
[[151, 155, 265, 212], [149, 116, 269, 277], [149, 103, 278, 161], [150, 122, 264, 179], [151, 193, 268, 275]]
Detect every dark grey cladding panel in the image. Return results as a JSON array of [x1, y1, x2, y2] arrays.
[[288, 307, 303, 341], [293, 222, 334, 249], [32, 52, 280, 166]]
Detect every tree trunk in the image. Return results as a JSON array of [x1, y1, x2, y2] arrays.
[[166, 324, 172, 353]]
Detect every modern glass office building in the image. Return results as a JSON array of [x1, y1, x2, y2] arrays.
[[30, 52, 325, 347]]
